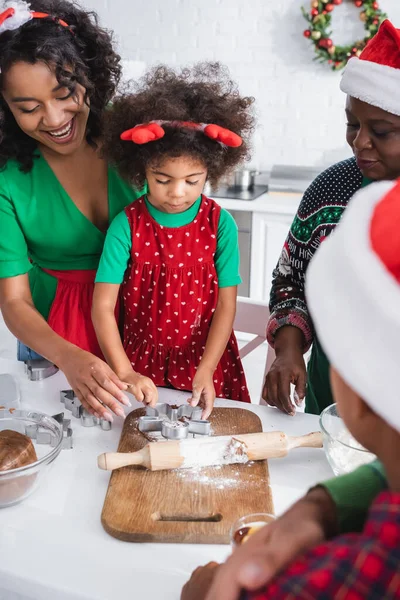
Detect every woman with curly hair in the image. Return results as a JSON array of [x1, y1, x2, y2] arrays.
[[0, 0, 142, 421], [92, 64, 255, 417]]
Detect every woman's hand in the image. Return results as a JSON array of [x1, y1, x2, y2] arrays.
[[59, 347, 132, 421], [202, 487, 337, 600], [189, 366, 215, 419], [119, 369, 158, 407], [262, 326, 307, 415]]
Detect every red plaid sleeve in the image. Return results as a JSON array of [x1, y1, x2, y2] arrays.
[[247, 492, 400, 600]]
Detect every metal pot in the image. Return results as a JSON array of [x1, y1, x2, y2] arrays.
[[232, 169, 259, 190]]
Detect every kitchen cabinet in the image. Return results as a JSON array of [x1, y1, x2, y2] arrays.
[[213, 192, 301, 302]]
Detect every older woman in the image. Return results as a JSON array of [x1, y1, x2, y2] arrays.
[[181, 18, 398, 600], [0, 0, 143, 420], [263, 19, 400, 415]]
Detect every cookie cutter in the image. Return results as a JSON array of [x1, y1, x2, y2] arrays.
[[80, 409, 112, 430], [138, 403, 211, 440], [25, 412, 73, 450], [60, 390, 113, 431], [25, 359, 58, 381], [60, 390, 82, 418]]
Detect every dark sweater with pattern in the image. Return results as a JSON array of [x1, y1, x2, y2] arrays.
[[267, 157, 364, 350]]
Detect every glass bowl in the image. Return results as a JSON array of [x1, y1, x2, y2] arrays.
[[0, 409, 63, 508], [320, 403, 375, 476], [230, 513, 275, 549]]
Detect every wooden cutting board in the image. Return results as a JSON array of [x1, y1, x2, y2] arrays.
[[101, 407, 274, 544]]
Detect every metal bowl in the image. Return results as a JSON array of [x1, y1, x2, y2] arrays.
[[0, 409, 63, 508], [319, 403, 375, 476]]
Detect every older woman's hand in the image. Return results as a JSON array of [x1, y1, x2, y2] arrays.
[[59, 347, 131, 421], [262, 326, 307, 415]]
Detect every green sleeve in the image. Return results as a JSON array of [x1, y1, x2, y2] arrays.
[[0, 174, 32, 278], [95, 211, 131, 284], [215, 209, 242, 288], [320, 460, 387, 533]]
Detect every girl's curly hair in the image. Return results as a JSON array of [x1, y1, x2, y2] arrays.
[[0, 0, 121, 172], [102, 63, 255, 189]]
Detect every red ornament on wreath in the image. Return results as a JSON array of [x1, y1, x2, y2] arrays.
[[301, 0, 388, 71]]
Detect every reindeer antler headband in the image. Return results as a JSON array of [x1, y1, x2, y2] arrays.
[[120, 120, 243, 148], [0, 1, 71, 35]]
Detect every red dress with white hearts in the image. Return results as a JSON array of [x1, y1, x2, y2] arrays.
[[121, 196, 250, 402]]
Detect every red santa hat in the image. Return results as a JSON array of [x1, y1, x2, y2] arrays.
[[340, 20, 400, 116], [306, 179, 400, 433]]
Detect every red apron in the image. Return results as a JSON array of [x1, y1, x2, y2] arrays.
[[43, 268, 104, 358], [121, 196, 250, 402]]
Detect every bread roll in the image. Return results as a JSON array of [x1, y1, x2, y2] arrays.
[[0, 430, 38, 505]]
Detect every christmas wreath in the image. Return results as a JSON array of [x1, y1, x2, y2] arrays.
[[302, 0, 388, 71]]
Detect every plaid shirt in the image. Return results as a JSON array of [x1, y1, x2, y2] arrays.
[[248, 491, 400, 600]]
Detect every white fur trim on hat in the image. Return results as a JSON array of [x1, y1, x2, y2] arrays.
[[0, 1, 32, 35], [306, 180, 400, 433], [340, 57, 400, 117]]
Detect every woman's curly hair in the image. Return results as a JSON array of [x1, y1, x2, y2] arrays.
[[102, 63, 255, 189], [0, 0, 121, 171]]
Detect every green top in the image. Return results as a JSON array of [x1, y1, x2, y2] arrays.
[[0, 154, 143, 319], [322, 460, 387, 533], [96, 196, 242, 288]]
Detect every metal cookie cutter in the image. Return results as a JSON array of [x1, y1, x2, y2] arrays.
[[25, 412, 73, 450], [80, 409, 112, 431], [25, 359, 58, 381], [138, 403, 211, 440], [60, 390, 82, 418], [61, 390, 113, 431]]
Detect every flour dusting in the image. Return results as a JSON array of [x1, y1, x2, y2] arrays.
[[180, 435, 249, 469], [176, 461, 259, 489]]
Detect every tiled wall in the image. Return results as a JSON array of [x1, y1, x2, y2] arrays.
[[83, 0, 400, 170]]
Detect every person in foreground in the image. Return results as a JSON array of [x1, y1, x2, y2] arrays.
[[0, 0, 143, 421], [181, 178, 400, 599], [263, 19, 400, 415], [92, 63, 254, 417]]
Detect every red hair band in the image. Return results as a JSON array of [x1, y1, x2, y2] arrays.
[[0, 4, 71, 35], [120, 120, 243, 148]]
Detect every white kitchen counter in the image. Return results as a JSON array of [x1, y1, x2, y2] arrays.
[[0, 359, 332, 600]]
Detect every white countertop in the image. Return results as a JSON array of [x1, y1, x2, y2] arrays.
[[210, 191, 301, 215], [0, 358, 332, 600]]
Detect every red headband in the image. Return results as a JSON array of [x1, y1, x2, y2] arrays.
[[120, 120, 243, 148], [0, 7, 71, 32]]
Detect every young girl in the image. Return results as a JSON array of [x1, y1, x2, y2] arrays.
[[92, 63, 255, 418]]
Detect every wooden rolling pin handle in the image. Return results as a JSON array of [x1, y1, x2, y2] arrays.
[[288, 431, 323, 451], [98, 449, 148, 471]]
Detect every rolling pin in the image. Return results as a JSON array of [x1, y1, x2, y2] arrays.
[[97, 431, 322, 472]]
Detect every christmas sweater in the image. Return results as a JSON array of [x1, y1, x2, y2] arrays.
[[267, 157, 365, 348]]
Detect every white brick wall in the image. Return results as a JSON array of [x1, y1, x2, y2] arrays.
[[83, 0, 400, 170]]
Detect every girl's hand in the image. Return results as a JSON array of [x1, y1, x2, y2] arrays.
[[189, 367, 215, 419], [120, 370, 158, 407], [58, 347, 131, 422]]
